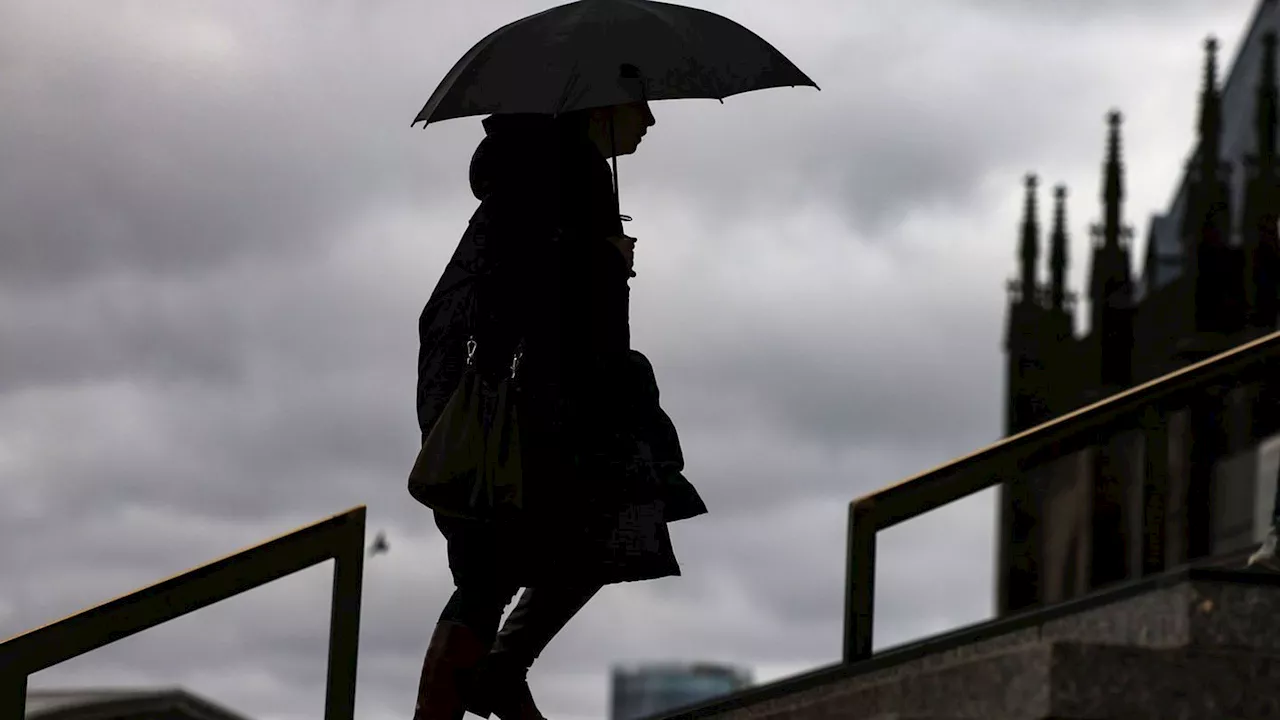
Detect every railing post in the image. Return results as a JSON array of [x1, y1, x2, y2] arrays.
[[1185, 386, 1224, 562], [1141, 406, 1169, 576], [843, 497, 877, 664], [323, 509, 365, 720], [0, 673, 26, 718]]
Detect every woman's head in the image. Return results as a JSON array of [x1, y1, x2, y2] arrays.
[[585, 101, 656, 158], [475, 100, 655, 166]]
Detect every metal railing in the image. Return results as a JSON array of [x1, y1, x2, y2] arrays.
[[842, 329, 1280, 663], [0, 505, 366, 719]]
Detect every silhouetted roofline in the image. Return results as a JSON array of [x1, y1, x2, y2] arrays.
[[26, 686, 254, 720], [1139, 0, 1277, 299]]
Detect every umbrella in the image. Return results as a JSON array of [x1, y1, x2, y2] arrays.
[[411, 0, 818, 206]]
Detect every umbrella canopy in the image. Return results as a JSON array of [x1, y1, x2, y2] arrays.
[[412, 0, 819, 127]]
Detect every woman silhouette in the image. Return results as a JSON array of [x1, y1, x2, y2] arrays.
[[411, 101, 707, 720]]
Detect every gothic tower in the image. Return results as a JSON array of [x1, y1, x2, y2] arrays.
[[1086, 110, 1135, 588], [1006, 174, 1048, 435], [1000, 174, 1047, 614], [1180, 36, 1235, 563], [1045, 184, 1076, 413]]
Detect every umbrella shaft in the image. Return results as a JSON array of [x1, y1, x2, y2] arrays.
[[610, 116, 620, 203]]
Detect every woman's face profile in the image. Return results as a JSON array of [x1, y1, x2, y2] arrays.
[[606, 101, 656, 156]]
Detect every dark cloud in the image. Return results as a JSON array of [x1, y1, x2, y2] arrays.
[[0, 0, 475, 290]]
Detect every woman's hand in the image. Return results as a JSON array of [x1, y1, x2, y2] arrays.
[[606, 234, 637, 277]]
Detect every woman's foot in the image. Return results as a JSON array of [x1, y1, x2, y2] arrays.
[[463, 585, 601, 720], [413, 621, 489, 720], [1250, 525, 1280, 571], [466, 653, 545, 720]]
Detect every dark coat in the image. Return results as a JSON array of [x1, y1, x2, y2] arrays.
[[416, 113, 707, 587]]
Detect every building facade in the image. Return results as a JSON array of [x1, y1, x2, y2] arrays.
[[999, 0, 1280, 614], [609, 663, 753, 720]]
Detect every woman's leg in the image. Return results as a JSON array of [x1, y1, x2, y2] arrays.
[[491, 585, 601, 667], [415, 515, 521, 720], [1251, 470, 1280, 570], [469, 584, 602, 720]]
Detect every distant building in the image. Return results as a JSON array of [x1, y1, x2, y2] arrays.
[[24, 686, 253, 719], [609, 662, 752, 720]]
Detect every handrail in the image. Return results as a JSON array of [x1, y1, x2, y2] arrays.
[[0, 505, 366, 719], [842, 328, 1280, 663]]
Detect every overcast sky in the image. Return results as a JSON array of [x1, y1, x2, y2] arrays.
[[0, 0, 1263, 718]]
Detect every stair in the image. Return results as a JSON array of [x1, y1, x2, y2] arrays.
[[661, 567, 1280, 720]]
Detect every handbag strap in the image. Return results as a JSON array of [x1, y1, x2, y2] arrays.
[[464, 274, 525, 380]]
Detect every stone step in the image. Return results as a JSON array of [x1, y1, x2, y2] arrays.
[[752, 642, 1280, 720], [859, 714, 964, 719], [860, 716, 958, 720], [674, 569, 1280, 720]]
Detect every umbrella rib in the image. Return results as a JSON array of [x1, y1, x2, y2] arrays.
[[552, 1, 603, 115], [555, 59, 584, 116]]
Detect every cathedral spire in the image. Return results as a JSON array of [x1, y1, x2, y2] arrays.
[[1019, 173, 1040, 303], [1184, 35, 1234, 334], [1101, 110, 1125, 250], [1198, 36, 1223, 173], [1258, 31, 1278, 171], [1089, 111, 1134, 388], [1050, 185, 1069, 311]]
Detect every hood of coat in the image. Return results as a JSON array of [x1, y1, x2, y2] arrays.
[[469, 112, 598, 201]]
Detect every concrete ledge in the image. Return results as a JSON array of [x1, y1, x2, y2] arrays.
[[697, 643, 1280, 720], [654, 566, 1280, 720], [1049, 643, 1280, 719]]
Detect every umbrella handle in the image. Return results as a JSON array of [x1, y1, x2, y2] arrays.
[[610, 114, 620, 202], [609, 113, 635, 278]]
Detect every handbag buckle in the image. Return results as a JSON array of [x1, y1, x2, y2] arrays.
[[510, 351, 523, 379], [466, 337, 477, 366]]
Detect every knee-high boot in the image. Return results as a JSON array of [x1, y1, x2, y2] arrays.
[[466, 585, 601, 720], [413, 621, 490, 720]]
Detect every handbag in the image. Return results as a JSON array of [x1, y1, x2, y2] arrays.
[[408, 332, 525, 521]]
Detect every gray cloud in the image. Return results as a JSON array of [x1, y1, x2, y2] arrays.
[[0, 0, 474, 290]]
